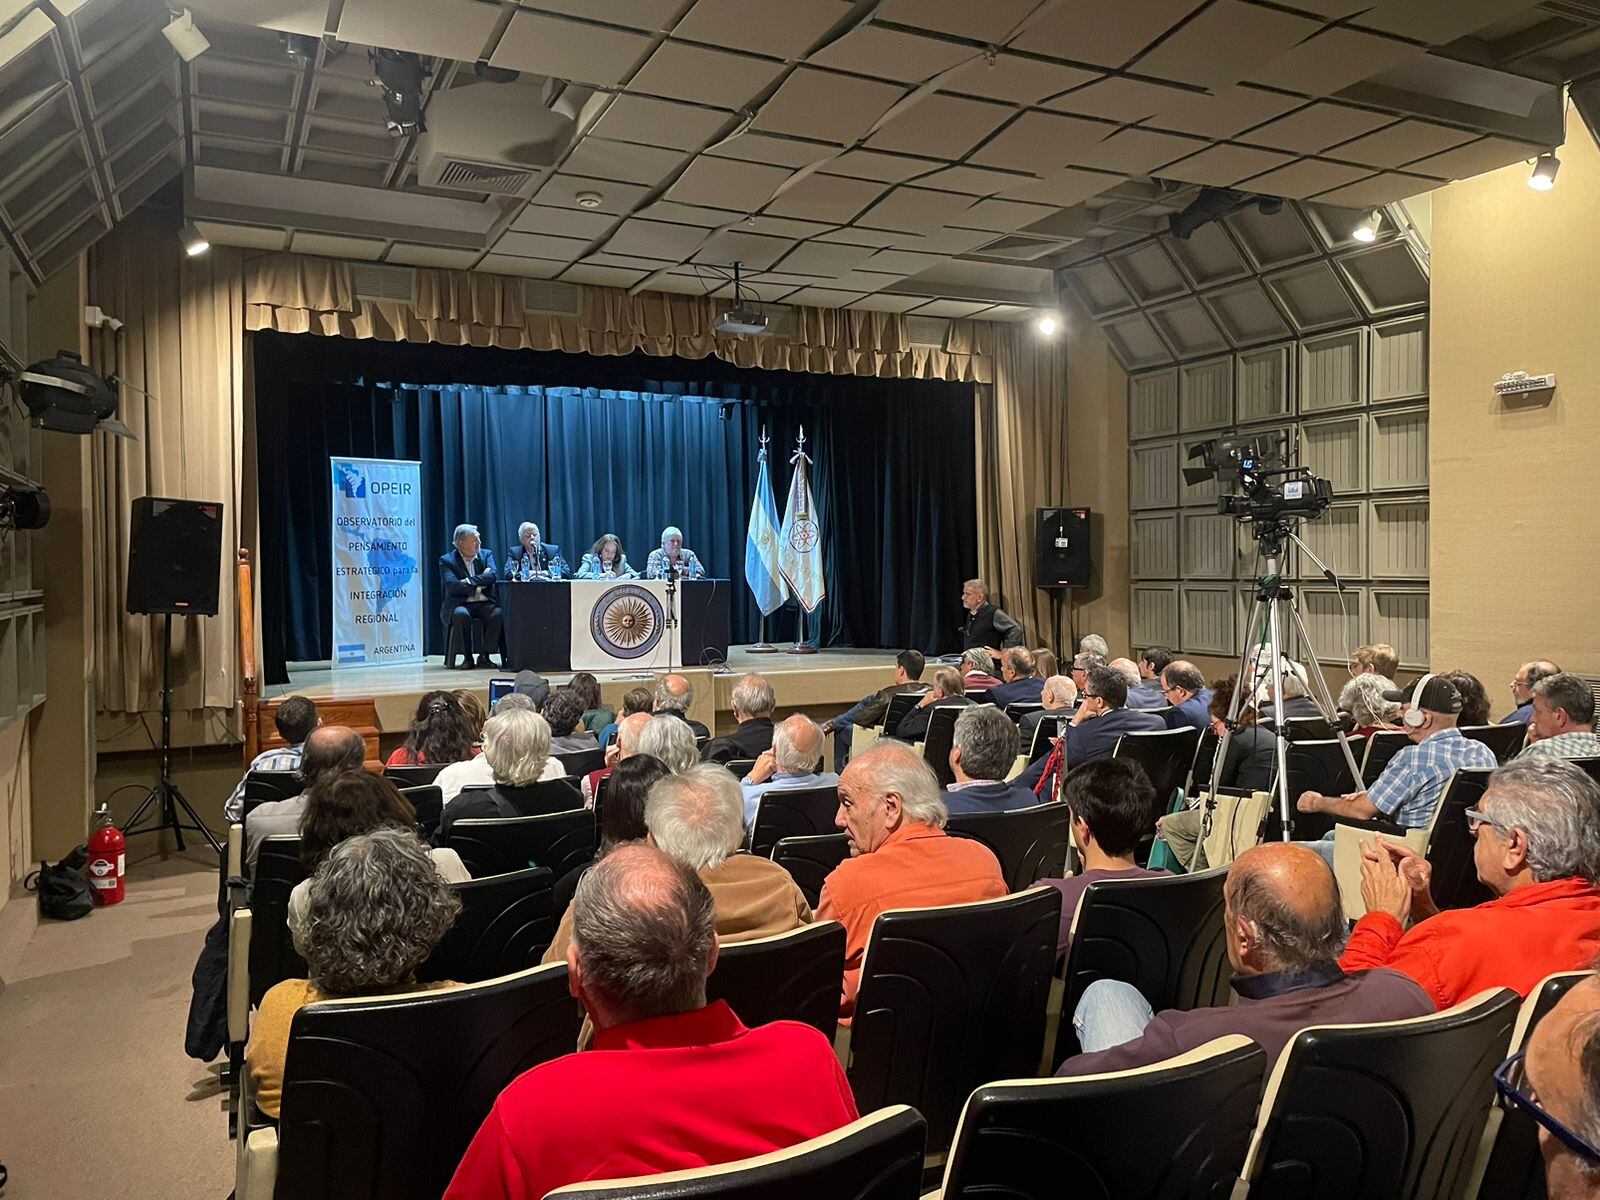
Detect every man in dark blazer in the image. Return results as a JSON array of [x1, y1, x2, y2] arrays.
[[944, 705, 1038, 815], [896, 666, 974, 742], [503, 521, 563, 579], [1018, 664, 1165, 795], [1160, 661, 1215, 733], [700, 674, 777, 763], [987, 647, 1047, 709], [439, 523, 502, 669], [960, 578, 1024, 652]]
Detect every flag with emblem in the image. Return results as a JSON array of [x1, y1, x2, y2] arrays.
[[778, 427, 826, 613], [744, 429, 789, 616]]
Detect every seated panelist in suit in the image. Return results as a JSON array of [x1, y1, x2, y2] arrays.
[[439, 523, 502, 670], [503, 521, 564, 580], [645, 525, 706, 580], [576, 533, 639, 580]]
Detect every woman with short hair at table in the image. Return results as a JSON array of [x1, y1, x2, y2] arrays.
[[576, 533, 638, 580], [644, 525, 706, 580]]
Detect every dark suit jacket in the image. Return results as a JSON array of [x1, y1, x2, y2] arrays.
[[439, 549, 499, 613], [1164, 690, 1214, 733], [1062, 706, 1168, 766], [504, 541, 561, 577], [438, 778, 582, 842], [945, 780, 1040, 815], [1501, 703, 1534, 726], [896, 696, 973, 742], [701, 716, 775, 763], [961, 603, 1023, 651], [659, 708, 711, 740], [989, 676, 1046, 709]]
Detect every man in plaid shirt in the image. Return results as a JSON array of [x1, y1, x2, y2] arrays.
[[1296, 675, 1497, 864], [1518, 673, 1600, 762], [222, 696, 319, 821]]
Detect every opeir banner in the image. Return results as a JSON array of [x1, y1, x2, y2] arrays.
[[330, 456, 424, 666]]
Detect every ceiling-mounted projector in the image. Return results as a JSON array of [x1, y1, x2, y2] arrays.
[[711, 261, 770, 337]]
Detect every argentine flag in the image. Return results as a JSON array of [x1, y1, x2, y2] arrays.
[[744, 433, 789, 616]]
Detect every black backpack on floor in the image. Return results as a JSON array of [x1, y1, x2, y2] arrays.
[[24, 847, 93, 921]]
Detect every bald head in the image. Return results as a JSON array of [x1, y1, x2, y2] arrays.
[[773, 714, 823, 775], [1224, 843, 1345, 975], [616, 711, 654, 757], [300, 724, 366, 788], [1516, 660, 1565, 706]]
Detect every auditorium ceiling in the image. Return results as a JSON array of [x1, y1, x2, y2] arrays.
[[0, 0, 1596, 322]]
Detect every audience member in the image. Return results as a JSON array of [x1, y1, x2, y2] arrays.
[[1505, 660, 1564, 726], [741, 715, 840, 825], [1040, 760, 1168, 955], [453, 689, 487, 744], [654, 673, 711, 739], [1351, 643, 1400, 679], [1107, 658, 1143, 696], [637, 714, 700, 774], [1080, 634, 1111, 659], [434, 694, 563, 804], [1343, 757, 1600, 1007], [1522, 673, 1600, 761], [567, 672, 614, 735], [1160, 660, 1214, 732], [245, 725, 366, 870], [1020, 675, 1077, 757], [1129, 646, 1173, 710], [1058, 843, 1431, 1075], [225, 695, 319, 822], [1443, 669, 1492, 727], [248, 829, 461, 1119], [1258, 667, 1323, 721], [817, 741, 1006, 1016], [1070, 649, 1108, 700], [821, 649, 929, 771], [513, 669, 551, 709], [438, 709, 582, 841], [701, 674, 776, 763], [597, 686, 653, 752], [988, 647, 1045, 708], [1158, 676, 1277, 870], [945, 705, 1036, 814], [960, 577, 1023, 651], [449, 845, 857, 1200], [1033, 648, 1059, 681], [960, 647, 1003, 692], [554, 754, 672, 922], [1340, 673, 1401, 736], [1018, 664, 1166, 800], [585, 711, 653, 807], [1519, 973, 1600, 1200], [896, 665, 973, 741], [386, 690, 478, 768], [543, 689, 600, 755]]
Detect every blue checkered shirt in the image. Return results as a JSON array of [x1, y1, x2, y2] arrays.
[[223, 744, 304, 822], [1366, 727, 1498, 828]]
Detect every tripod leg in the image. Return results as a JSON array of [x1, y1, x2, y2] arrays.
[[167, 785, 187, 853], [1283, 602, 1367, 788], [169, 783, 223, 855]]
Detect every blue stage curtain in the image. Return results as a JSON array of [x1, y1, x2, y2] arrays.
[[254, 333, 977, 683]]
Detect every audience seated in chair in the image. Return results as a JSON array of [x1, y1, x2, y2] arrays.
[[1350, 642, 1399, 680], [544, 690, 600, 756], [1039, 759, 1169, 955], [1296, 675, 1497, 866], [1520, 673, 1600, 762], [565, 672, 614, 736], [1019, 675, 1077, 754], [1519, 972, 1600, 1199], [987, 647, 1046, 709], [944, 705, 1037, 815], [1018, 664, 1166, 798], [1069, 649, 1107, 705], [386, 690, 480, 769], [1340, 672, 1402, 737], [554, 754, 671, 924], [225, 695, 320, 822], [439, 708, 582, 841], [247, 828, 463, 1119], [436, 694, 565, 805], [895, 666, 974, 742], [1160, 661, 1214, 733], [959, 647, 1003, 693], [1257, 665, 1323, 721], [446, 844, 858, 1200], [701, 675, 776, 763], [1504, 659, 1564, 727], [635, 714, 701, 775], [741, 715, 839, 825], [816, 741, 1006, 1018], [1341, 757, 1600, 1009], [821, 649, 929, 773], [584, 711, 654, 807], [1443, 669, 1493, 728], [245, 725, 366, 871], [1057, 842, 1431, 1076], [1128, 645, 1172, 711], [654, 674, 711, 740], [597, 686, 654, 753], [1159, 675, 1277, 870]]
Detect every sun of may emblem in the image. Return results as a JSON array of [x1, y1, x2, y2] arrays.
[[789, 519, 818, 552]]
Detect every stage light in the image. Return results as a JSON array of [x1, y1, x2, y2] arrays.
[[18, 350, 134, 438], [1351, 209, 1382, 243], [281, 32, 319, 65], [0, 485, 50, 531], [1529, 153, 1560, 190], [179, 223, 210, 257], [160, 8, 210, 61], [371, 48, 428, 137], [1035, 312, 1061, 336]]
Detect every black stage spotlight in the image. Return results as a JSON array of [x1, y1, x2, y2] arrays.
[[1167, 187, 1284, 239], [281, 31, 319, 65], [18, 350, 134, 437], [0, 485, 49, 531], [371, 48, 427, 136]]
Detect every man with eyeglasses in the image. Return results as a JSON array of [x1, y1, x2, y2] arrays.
[[1510, 973, 1600, 1199], [1159, 660, 1213, 732], [1341, 758, 1600, 1010], [1016, 664, 1165, 799], [1503, 659, 1564, 726]]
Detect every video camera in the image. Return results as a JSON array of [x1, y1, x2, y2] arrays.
[[1183, 433, 1332, 526]]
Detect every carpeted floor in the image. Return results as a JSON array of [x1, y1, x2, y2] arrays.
[[0, 851, 232, 1199]]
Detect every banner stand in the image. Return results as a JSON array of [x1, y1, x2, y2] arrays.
[[330, 456, 424, 667]]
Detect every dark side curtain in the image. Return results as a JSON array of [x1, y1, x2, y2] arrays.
[[253, 333, 978, 683]]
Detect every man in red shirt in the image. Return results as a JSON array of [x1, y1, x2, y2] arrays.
[[446, 844, 857, 1200], [1343, 757, 1600, 1009]]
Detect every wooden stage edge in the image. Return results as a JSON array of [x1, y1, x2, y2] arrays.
[[271, 646, 907, 738]]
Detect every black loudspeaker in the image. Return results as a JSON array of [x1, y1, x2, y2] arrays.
[[1035, 507, 1090, 589], [126, 496, 224, 616]]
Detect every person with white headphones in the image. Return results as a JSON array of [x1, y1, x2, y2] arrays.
[[1295, 674, 1499, 865]]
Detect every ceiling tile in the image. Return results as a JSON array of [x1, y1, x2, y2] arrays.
[[774, 240, 878, 275], [509, 203, 623, 238], [706, 131, 839, 170], [1133, 1, 1321, 89], [1163, 221, 1250, 288], [914, 163, 1035, 196], [561, 137, 688, 186], [850, 292, 931, 313], [813, 225, 904, 247], [1146, 296, 1229, 356], [1333, 239, 1428, 311], [667, 155, 791, 210], [855, 185, 975, 234], [582, 251, 678, 271], [184, 0, 323, 34], [889, 226, 996, 254], [603, 218, 709, 260], [1327, 120, 1479, 169], [1043, 76, 1199, 123], [589, 95, 732, 151], [521, 0, 687, 32], [1065, 259, 1136, 315], [1241, 103, 1398, 155], [1353, 0, 1541, 44], [1248, 27, 1424, 95], [762, 172, 886, 223], [1311, 171, 1442, 207], [874, 0, 1041, 42], [1149, 85, 1303, 139], [752, 66, 905, 145], [995, 167, 1120, 206], [194, 221, 287, 250], [862, 248, 947, 276], [1403, 136, 1541, 180], [1263, 259, 1362, 330], [1225, 204, 1321, 269], [694, 229, 794, 270], [968, 111, 1114, 174], [941, 53, 1100, 106], [478, 253, 570, 278], [740, 214, 835, 238], [783, 286, 869, 308], [534, 173, 653, 214], [560, 262, 651, 288], [1010, 0, 1207, 68], [1157, 142, 1296, 187], [1237, 157, 1373, 199], [489, 12, 653, 86], [338, 0, 501, 61], [911, 298, 996, 318], [808, 25, 974, 84], [1202, 279, 1292, 344], [1108, 242, 1186, 303], [627, 41, 787, 109], [1072, 127, 1209, 174], [291, 232, 386, 259], [950, 196, 1057, 233], [384, 244, 482, 269], [636, 199, 742, 226], [492, 230, 592, 259], [669, 0, 851, 57], [864, 93, 1014, 160], [1101, 311, 1173, 367], [816, 149, 945, 184]]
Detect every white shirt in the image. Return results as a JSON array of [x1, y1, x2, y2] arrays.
[[438, 754, 566, 807]]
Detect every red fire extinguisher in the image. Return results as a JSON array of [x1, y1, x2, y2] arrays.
[[86, 804, 126, 906]]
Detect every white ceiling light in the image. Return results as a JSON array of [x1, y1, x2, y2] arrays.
[[1528, 153, 1560, 191], [574, 191, 604, 209], [179, 223, 210, 257], [161, 8, 210, 62], [1351, 209, 1383, 243], [1035, 311, 1061, 336]]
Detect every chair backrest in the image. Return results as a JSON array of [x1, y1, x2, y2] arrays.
[[1461, 724, 1528, 764], [724, 758, 758, 780], [1361, 730, 1412, 785], [849, 887, 1062, 1155], [1028, 713, 1067, 759], [448, 810, 597, 880], [397, 784, 443, 841], [275, 963, 585, 1200], [965, 689, 991, 706], [749, 786, 841, 859], [248, 836, 308, 1006], [1239, 987, 1521, 1200], [704, 922, 847, 1037], [1274, 739, 1359, 841], [554, 747, 606, 777], [418, 867, 555, 984], [1281, 716, 1334, 741], [1005, 702, 1044, 723], [1572, 757, 1600, 787], [593, 772, 610, 827], [544, 1106, 928, 1200], [923, 704, 973, 787], [1054, 868, 1232, 1067], [1112, 727, 1201, 816], [772, 834, 851, 909], [883, 691, 922, 733], [942, 1035, 1268, 1200], [1187, 726, 1221, 792], [245, 769, 301, 802], [384, 763, 445, 787], [1425, 769, 1496, 911], [946, 803, 1072, 891]]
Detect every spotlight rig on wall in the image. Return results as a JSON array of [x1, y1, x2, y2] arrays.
[[1165, 187, 1283, 239], [371, 48, 429, 137]]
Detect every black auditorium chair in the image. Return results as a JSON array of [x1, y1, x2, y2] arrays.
[[418, 867, 555, 984], [724, 758, 758, 780], [1027, 712, 1067, 760], [747, 786, 841, 859], [704, 922, 847, 1037], [554, 748, 605, 778], [247, 836, 309, 1006], [1281, 716, 1335, 741], [243, 769, 302, 803], [397, 784, 443, 841], [446, 809, 597, 880], [1187, 726, 1221, 792], [847, 887, 1062, 1156], [1111, 727, 1200, 847], [922, 705, 968, 788], [1575, 757, 1600, 788], [965, 690, 991, 706], [1005, 702, 1044, 724], [384, 762, 445, 787], [1235, 988, 1520, 1200], [882, 691, 923, 738], [1361, 730, 1411, 786], [772, 834, 851, 909], [941, 1035, 1268, 1200], [1269, 739, 1359, 842], [541, 1107, 928, 1200], [1054, 868, 1232, 1068], [1425, 768, 1496, 911], [1462, 723, 1529, 764], [946, 802, 1071, 892]]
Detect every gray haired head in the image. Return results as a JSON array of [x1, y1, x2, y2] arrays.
[[645, 763, 747, 871], [731, 673, 776, 719], [636, 715, 699, 775], [1484, 758, 1600, 884], [851, 739, 947, 828], [952, 705, 1019, 781], [482, 707, 552, 787], [453, 523, 480, 546], [773, 714, 824, 775]]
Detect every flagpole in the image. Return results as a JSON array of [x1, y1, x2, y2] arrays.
[[747, 425, 781, 653], [788, 606, 817, 655]]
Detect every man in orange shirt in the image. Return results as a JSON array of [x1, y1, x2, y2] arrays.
[[817, 740, 1007, 1017], [1343, 757, 1600, 1009]]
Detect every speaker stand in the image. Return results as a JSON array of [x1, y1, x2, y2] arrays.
[[122, 612, 222, 856]]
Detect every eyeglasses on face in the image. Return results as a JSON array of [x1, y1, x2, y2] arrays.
[[1464, 807, 1509, 834], [1496, 1051, 1600, 1163]]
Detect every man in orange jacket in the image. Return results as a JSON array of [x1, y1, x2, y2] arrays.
[[1342, 758, 1600, 1010]]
